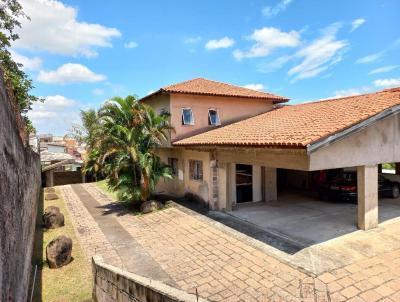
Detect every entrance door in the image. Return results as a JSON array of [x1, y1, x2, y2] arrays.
[[236, 164, 253, 203]]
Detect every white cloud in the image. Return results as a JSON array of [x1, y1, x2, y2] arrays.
[[205, 37, 235, 50], [28, 111, 58, 120], [124, 41, 138, 49], [333, 86, 371, 98], [288, 23, 347, 80], [92, 88, 104, 96], [9, 50, 42, 71], [257, 55, 292, 73], [243, 84, 265, 91], [14, 0, 121, 57], [184, 36, 201, 44], [369, 65, 399, 75], [262, 0, 293, 17], [37, 63, 106, 84], [373, 78, 400, 88], [350, 18, 366, 32], [233, 27, 300, 60], [41, 95, 76, 107], [356, 52, 384, 64], [27, 95, 81, 134]]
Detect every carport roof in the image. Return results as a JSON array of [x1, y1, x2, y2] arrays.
[[173, 87, 400, 149]]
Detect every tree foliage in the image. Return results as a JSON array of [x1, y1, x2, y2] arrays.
[[82, 96, 173, 203], [0, 0, 39, 132]]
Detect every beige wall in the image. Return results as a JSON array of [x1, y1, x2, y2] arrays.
[[155, 147, 212, 206], [170, 93, 274, 141]]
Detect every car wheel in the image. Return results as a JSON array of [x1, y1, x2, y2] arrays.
[[392, 185, 400, 199]]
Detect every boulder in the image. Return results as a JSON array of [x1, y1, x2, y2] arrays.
[[140, 200, 163, 214], [45, 193, 59, 200], [46, 235, 72, 268], [43, 206, 64, 229]]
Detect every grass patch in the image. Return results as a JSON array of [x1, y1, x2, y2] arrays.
[[32, 188, 92, 302], [95, 179, 118, 201], [383, 163, 395, 170]]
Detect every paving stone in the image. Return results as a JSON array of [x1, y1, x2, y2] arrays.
[[61, 183, 400, 302]]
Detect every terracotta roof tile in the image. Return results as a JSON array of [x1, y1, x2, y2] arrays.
[[173, 87, 400, 148], [141, 78, 289, 103]]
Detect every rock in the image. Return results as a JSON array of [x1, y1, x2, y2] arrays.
[[45, 187, 55, 193], [45, 193, 59, 200], [46, 235, 72, 268], [140, 200, 163, 214], [43, 206, 64, 229]]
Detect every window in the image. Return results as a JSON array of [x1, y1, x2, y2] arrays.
[[208, 109, 220, 126], [168, 158, 178, 176], [182, 108, 194, 125], [189, 160, 203, 181]]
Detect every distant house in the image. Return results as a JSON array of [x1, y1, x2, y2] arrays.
[[141, 77, 400, 231]]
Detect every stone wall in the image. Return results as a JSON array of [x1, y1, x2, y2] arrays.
[[92, 256, 209, 302], [54, 170, 83, 186], [0, 69, 41, 301]]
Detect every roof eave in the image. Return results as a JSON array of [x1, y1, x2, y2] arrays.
[[306, 104, 400, 155]]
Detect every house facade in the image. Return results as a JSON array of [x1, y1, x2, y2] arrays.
[[141, 78, 400, 231]]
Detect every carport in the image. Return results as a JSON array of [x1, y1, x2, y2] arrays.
[[174, 87, 400, 231]]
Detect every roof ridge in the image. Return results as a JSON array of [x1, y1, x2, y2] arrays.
[[161, 77, 203, 90]]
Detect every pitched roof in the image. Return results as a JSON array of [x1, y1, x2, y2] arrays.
[[173, 87, 400, 149], [141, 78, 289, 103]]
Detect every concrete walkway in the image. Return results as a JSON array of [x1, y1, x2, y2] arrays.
[[67, 184, 177, 287], [61, 183, 400, 302]]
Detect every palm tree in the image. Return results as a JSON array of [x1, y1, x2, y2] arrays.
[[98, 95, 173, 203]]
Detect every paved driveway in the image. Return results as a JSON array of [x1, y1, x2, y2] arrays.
[[61, 184, 400, 302]]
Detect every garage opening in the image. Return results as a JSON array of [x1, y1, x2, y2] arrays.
[[236, 164, 252, 203]]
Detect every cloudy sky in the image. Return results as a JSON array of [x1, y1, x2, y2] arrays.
[[10, 0, 400, 134]]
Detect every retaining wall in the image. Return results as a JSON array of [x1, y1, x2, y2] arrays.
[[92, 255, 209, 302], [0, 69, 41, 301]]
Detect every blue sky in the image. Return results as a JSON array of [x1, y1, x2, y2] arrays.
[[11, 0, 400, 134]]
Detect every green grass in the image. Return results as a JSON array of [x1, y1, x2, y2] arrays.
[[32, 189, 92, 302], [95, 179, 119, 201]]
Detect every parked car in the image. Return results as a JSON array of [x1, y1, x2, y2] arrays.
[[319, 171, 400, 202]]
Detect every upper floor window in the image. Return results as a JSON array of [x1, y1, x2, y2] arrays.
[[208, 109, 220, 126], [182, 108, 194, 125]]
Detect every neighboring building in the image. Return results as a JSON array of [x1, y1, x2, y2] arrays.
[[142, 78, 400, 231]]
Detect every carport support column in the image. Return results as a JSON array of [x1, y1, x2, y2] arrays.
[[264, 167, 277, 202], [46, 170, 54, 187], [357, 165, 378, 230]]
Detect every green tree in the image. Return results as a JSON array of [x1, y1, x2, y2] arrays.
[[0, 0, 39, 132], [94, 95, 173, 203]]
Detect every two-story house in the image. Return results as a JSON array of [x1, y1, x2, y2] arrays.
[[140, 77, 289, 206], [141, 77, 400, 231]]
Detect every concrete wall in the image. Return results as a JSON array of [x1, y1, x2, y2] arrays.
[[170, 94, 274, 141], [310, 113, 400, 170], [92, 255, 208, 302], [0, 70, 41, 301]]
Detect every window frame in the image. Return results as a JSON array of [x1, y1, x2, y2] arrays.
[[181, 107, 194, 125], [208, 108, 221, 126], [189, 160, 203, 181]]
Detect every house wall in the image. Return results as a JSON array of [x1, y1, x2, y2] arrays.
[[155, 148, 212, 207], [170, 94, 275, 141], [310, 113, 400, 170]]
